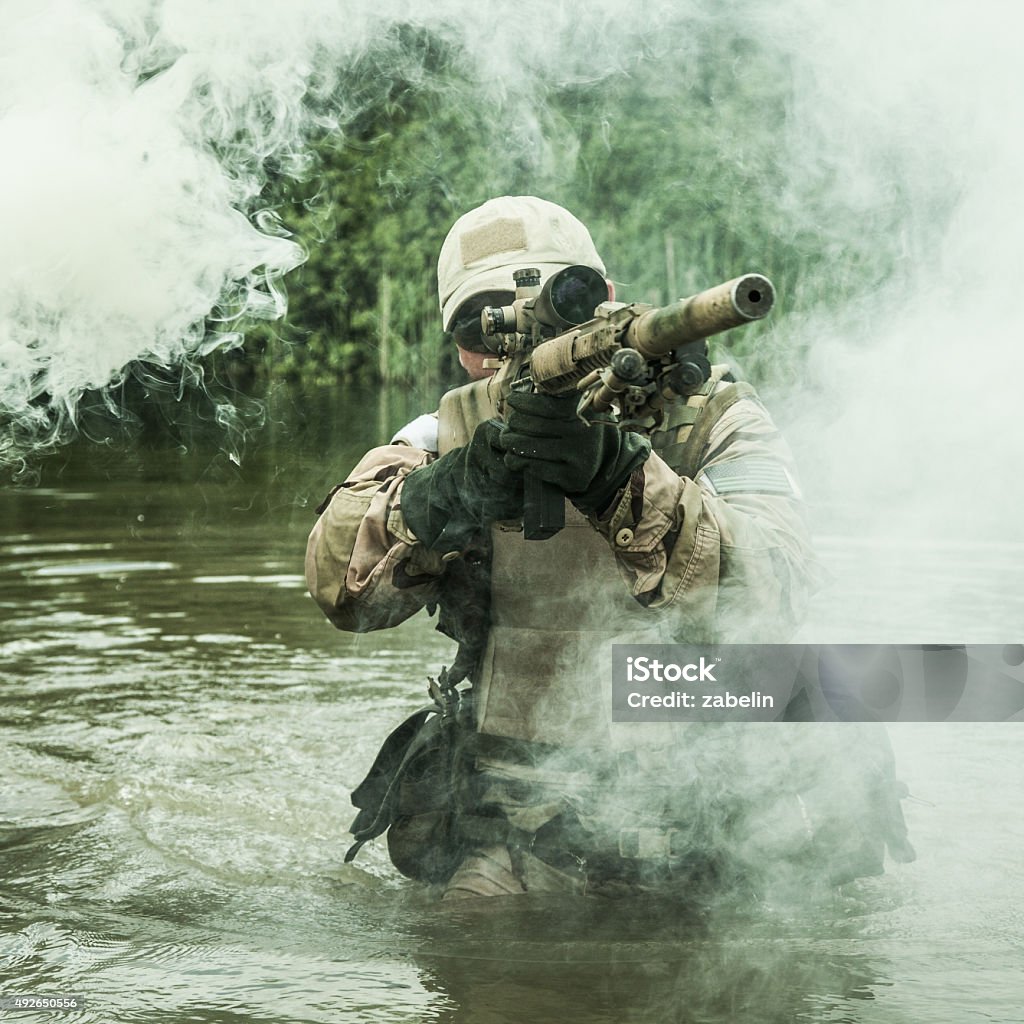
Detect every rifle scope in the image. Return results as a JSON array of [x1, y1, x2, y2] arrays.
[[482, 264, 609, 336]]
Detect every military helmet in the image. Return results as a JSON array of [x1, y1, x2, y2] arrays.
[[437, 196, 605, 332]]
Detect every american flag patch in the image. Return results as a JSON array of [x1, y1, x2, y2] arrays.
[[699, 457, 797, 497]]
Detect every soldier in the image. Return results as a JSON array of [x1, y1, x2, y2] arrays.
[[306, 196, 911, 899]]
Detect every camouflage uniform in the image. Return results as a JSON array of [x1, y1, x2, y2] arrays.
[[306, 378, 814, 647], [306, 195, 909, 897], [307, 370, 827, 896]]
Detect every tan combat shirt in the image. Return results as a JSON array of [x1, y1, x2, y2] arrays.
[[306, 383, 818, 644]]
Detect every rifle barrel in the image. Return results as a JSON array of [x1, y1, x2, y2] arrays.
[[627, 274, 774, 359]]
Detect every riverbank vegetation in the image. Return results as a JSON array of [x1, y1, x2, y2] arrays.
[[224, 23, 921, 393]]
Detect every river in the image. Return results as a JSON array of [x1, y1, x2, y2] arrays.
[[2, 384, 1022, 1023]]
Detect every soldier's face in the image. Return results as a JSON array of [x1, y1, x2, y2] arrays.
[[456, 346, 495, 381], [448, 290, 513, 380]]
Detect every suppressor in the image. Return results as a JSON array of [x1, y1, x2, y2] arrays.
[[625, 274, 774, 359]]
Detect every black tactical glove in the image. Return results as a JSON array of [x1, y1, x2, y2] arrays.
[[401, 419, 523, 552], [499, 391, 651, 513]]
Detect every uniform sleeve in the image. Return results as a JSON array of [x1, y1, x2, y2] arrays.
[[588, 391, 819, 641], [305, 444, 447, 633]]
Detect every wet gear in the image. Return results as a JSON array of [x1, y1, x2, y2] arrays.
[[346, 673, 472, 883], [499, 391, 651, 513]]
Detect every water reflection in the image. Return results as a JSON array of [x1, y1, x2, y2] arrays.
[[411, 895, 899, 1024]]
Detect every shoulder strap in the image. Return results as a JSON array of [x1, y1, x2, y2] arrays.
[[675, 381, 757, 478], [652, 365, 757, 479]]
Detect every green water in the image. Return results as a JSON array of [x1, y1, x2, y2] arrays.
[[2, 385, 1022, 1023]]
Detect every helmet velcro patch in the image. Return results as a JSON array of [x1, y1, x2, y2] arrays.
[[459, 218, 528, 266]]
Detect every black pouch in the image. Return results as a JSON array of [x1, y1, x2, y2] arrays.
[[345, 706, 438, 861], [345, 686, 470, 882]]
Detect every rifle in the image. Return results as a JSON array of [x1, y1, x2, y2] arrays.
[[479, 266, 774, 540]]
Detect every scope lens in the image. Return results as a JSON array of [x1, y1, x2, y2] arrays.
[[548, 265, 608, 325]]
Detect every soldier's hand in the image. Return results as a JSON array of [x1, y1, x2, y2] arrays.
[[499, 391, 650, 512], [401, 419, 524, 552]]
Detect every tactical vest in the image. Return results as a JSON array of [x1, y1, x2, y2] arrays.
[[437, 366, 754, 750]]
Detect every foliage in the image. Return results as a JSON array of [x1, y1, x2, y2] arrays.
[[230, 20, 924, 392]]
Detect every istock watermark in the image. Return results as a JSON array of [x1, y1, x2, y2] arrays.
[[611, 644, 1024, 723]]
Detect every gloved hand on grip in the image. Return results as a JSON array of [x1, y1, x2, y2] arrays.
[[499, 391, 651, 513], [401, 419, 524, 552]]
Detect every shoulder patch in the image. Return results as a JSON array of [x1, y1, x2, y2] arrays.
[[699, 457, 798, 498]]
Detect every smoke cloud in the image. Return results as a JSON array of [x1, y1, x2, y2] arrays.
[[0, 0, 682, 470], [773, 0, 1024, 519], [0, 1, 318, 465], [758, 1, 1024, 640]]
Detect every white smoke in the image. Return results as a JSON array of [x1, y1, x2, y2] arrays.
[[754, 1, 1024, 640], [0, 0, 690, 470], [775, 0, 1024, 520], [0, 0, 319, 465]]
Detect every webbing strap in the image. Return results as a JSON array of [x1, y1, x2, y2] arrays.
[[649, 365, 725, 469], [674, 381, 757, 479], [656, 377, 757, 480]]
